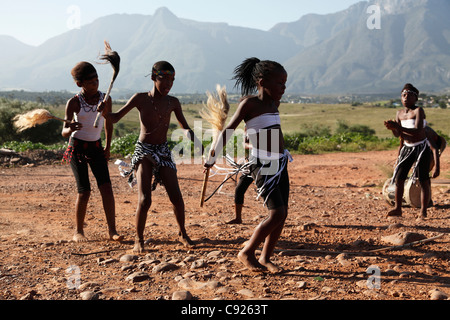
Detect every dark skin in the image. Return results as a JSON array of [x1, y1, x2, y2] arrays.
[[106, 72, 203, 253], [384, 90, 440, 219], [205, 68, 288, 273], [62, 73, 122, 242], [228, 133, 253, 225]]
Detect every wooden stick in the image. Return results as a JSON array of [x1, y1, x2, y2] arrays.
[[369, 233, 445, 253], [93, 41, 120, 128], [49, 115, 71, 124], [93, 78, 113, 128], [71, 248, 126, 257], [200, 167, 210, 207], [199, 85, 229, 207], [275, 234, 446, 257]]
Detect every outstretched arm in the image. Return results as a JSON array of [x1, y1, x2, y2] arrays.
[[105, 93, 140, 124]]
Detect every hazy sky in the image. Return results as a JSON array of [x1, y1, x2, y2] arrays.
[[0, 0, 363, 46]]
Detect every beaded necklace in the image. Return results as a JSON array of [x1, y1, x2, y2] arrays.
[[144, 92, 171, 136], [78, 92, 101, 113]]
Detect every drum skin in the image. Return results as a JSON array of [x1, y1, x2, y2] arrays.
[[403, 179, 422, 208], [382, 178, 425, 208]]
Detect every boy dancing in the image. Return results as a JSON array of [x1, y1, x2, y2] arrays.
[[105, 61, 203, 253]]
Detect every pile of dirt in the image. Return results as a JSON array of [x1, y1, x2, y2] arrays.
[[0, 149, 65, 167]]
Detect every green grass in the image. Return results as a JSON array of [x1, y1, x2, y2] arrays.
[[5, 101, 449, 157], [277, 103, 450, 139], [48, 101, 450, 140]]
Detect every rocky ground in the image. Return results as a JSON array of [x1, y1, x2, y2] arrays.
[[0, 149, 449, 302]]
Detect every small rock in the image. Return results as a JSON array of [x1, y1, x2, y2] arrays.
[[120, 254, 139, 263], [321, 286, 334, 293], [98, 258, 117, 265], [381, 232, 426, 246], [79, 282, 101, 291], [216, 271, 230, 279], [138, 259, 160, 268], [429, 289, 448, 300], [207, 250, 222, 258], [152, 262, 179, 273], [20, 290, 38, 300], [302, 223, 318, 231], [172, 290, 193, 300], [80, 291, 99, 300], [191, 259, 207, 269], [205, 280, 221, 290], [384, 269, 399, 276], [126, 271, 150, 283], [237, 289, 254, 298], [336, 254, 351, 267], [336, 253, 349, 260]]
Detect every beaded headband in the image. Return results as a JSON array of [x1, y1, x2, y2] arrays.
[[145, 70, 176, 78], [153, 70, 175, 76], [402, 89, 418, 97]]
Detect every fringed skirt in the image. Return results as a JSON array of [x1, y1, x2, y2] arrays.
[[391, 139, 431, 184], [249, 150, 292, 209], [122, 141, 176, 190]]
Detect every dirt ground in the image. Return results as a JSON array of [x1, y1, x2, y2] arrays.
[[0, 149, 449, 301]]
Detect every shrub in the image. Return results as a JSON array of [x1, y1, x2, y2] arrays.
[[0, 98, 63, 145], [110, 133, 139, 157]]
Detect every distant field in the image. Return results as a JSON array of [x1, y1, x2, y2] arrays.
[[99, 102, 449, 139], [277, 103, 450, 139], [49, 102, 449, 139]]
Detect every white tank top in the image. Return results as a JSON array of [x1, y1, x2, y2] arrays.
[[246, 113, 280, 131], [401, 119, 427, 129], [72, 92, 105, 142]]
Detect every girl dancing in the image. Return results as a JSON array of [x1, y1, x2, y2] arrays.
[[205, 58, 290, 273]]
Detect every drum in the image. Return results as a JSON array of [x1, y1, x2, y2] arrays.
[[382, 178, 425, 208], [382, 178, 396, 206], [403, 179, 422, 208]]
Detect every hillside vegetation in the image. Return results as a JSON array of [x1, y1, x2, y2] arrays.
[[1, 97, 449, 158]]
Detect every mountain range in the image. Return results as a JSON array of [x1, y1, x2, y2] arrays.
[[1, 0, 449, 95]]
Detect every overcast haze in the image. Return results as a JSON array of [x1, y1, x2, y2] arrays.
[[0, 0, 362, 46]]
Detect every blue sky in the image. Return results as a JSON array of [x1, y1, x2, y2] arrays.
[[0, 0, 363, 46]]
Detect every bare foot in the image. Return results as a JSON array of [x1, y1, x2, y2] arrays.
[[238, 251, 267, 272], [226, 218, 242, 225], [73, 233, 88, 243], [259, 259, 283, 274], [109, 233, 124, 242], [179, 232, 195, 248], [133, 239, 146, 254], [416, 214, 427, 222], [387, 209, 402, 217]]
